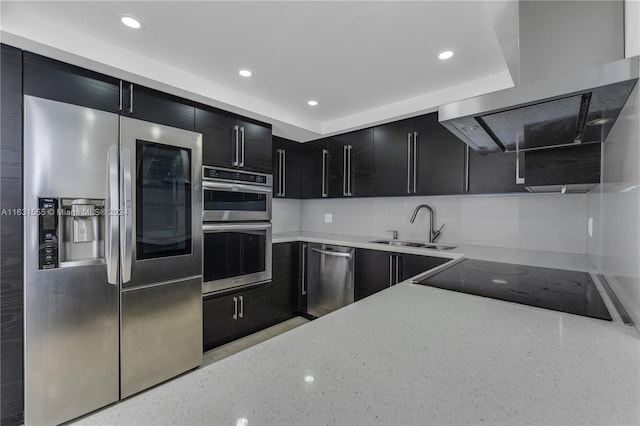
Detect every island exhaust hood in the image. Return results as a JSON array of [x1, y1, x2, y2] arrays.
[[439, 1, 638, 156], [439, 55, 639, 155]]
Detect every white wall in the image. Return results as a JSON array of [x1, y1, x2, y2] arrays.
[[272, 199, 302, 233], [587, 81, 640, 325], [300, 193, 587, 253]]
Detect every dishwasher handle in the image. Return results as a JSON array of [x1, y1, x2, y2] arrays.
[[310, 248, 353, 259]]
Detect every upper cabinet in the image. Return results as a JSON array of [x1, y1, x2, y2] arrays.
[[195, 105, 272, 174], [465, 147, 528, 194], [273, 136, 302, 199], [372, 113, 465, 197], [23, 52, 195, 131]]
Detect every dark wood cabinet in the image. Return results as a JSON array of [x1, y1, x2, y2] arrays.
[[271, 242, 300, 318], [524, 144, 601, 187], [273, 137, 302, 199], [414, 114, 465, 195], [23, 51, 121, 113], [202, 283, 278, 351], [355, 248, 450, 301], [121, 83, 195, 131], [301, 140, 326, 199], [466, 146, 528, 194], [1, 43, 25, 426], [196, 105, 272, 173], [372, 118, 414, 196]]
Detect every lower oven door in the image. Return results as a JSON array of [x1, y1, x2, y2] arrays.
[[202, 222, 272, 294]]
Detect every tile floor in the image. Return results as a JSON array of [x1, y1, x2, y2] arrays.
[[201, 316, 310, 367]]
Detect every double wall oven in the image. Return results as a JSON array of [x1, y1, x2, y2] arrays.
[[202, 166, 272, 294]]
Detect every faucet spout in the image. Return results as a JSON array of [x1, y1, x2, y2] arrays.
[[409, 204, 443, 243]]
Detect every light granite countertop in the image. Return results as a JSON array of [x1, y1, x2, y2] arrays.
[[75, 232, 640, 425]]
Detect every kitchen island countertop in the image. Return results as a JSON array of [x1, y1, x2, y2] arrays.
[[76, 274, 640, 425]]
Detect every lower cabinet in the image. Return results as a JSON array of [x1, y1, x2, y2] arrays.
[[354, 248, 450, 301], [272, 242, 300, 319], [202, 284, 275, 351]]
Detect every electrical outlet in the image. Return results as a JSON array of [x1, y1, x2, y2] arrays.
[[588, 217, 593, 237], [324, 213, 333, 223]]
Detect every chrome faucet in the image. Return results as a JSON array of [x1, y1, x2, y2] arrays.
[[410, 204, 445, 243]]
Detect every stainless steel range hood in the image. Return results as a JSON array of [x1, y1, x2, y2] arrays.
[[439, 56, 639, 155], [439, 0, 638, 156]]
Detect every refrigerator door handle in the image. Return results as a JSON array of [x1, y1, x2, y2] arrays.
[[121, 147, 133, 283], [106, 146, 119, 285]]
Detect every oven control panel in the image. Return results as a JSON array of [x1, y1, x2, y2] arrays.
[[203, 166, 271, 186], [38, 197, 59, 269]]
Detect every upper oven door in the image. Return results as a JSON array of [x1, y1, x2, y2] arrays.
[[202, 222, 272, 295], [203, 181, 272, 222]]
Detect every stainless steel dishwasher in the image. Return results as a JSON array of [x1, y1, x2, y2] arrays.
[[306, 243, 355, 317]]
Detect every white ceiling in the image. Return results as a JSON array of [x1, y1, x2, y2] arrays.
[[0, 1, 515, 141]]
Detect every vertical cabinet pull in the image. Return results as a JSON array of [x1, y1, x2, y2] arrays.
[[282, 149, 286, 197], [233, 125, 240, 166], [395, 255, 400, 284], [413, 132, 418, 194], [233, 296, 238, 320], [128, 83, 134, 113], [407, 133, 412, 194], [276, 149, 284, 197], [240, 126, 245, 167], [301, 243, 307, 295], [347, 145, 353, 196], [389, 255, 394, 287], [239, 295, 244, 319], [321, 149, 328, 198], [464, 145, 470, 192], [118, 81, 123, 112], [343, 145, 348, 196]]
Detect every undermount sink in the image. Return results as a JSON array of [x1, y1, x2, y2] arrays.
[[370, 240, 457, 251]]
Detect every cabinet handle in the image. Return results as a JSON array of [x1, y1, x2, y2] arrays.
[[128, 83, 133, 113], [282, 149, 286, 197], [233, 296, 238, 320], [395, 255, 400, 284], [413, 132, 418, 194], [515, 137, 525, 185], [240, 126, 245, 167], [302, 243, 307, 296], [322, 149, 328, 198], [407, 133, 412, 194], [464, 145, 470, 192], [343, 145, 348, 196], [118, 81, 123, 112], [389, 255, 393, 287], [239, 295, 244, 319], [348, 145, 353, 196], [233, 125, 240, 166], [276, 149, 283, 196]]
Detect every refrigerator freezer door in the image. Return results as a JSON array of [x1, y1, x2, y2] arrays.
[[120, 276, 203, 398], [23, 96, 120, 425]]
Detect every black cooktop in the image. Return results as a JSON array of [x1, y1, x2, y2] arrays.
[[416, 259, 611, 320]]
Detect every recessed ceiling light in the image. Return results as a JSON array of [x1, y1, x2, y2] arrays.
[[120, 15, 142, 29], [438, 50, 454, 60], [238, 69, 252, 78], [307, 100, 318, 106]]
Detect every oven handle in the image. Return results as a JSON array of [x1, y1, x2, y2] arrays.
[[202, 223, 272, 232], [203, 180, 272, 194]]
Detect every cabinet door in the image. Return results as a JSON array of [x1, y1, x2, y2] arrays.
[[414, 114, 465, 195], [349, 128, 374, 197], [400, 254, 451, 281], [23, 51, 121, 113], [466, 147, 527, 194], [237, 284, 273, 334], [301, 141, 325, 199], [196, 106, 237, 167], [372, 119, 414, 196], [123, 84, 195, 131], [203, 294, 238, 351], [273, 137, 302, 199], [354, 249, 396, 301], [524, 143, 601, 186], [271, 242, 299, 319], [239, 119, 272, 173]]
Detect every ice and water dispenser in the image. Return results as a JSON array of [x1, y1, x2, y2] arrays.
[[38, 197, 106, 269]]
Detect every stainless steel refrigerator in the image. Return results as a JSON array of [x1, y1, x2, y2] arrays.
[[23, 96, 203, 425]]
